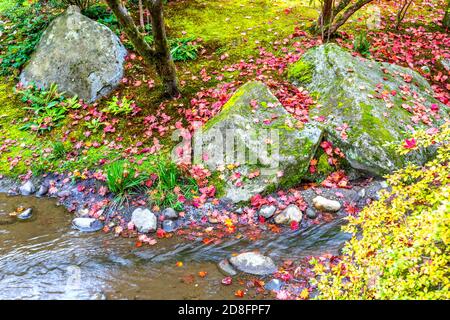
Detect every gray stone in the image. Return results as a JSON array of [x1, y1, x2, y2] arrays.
[[57, 190, 71, 198], [162, 207, 178, 220], [131, 208, 157, 233], [264, 279, 284, 292], [289, 44, 445, 176], [19, 180, 36, 196], [274, 204, 302, 224], [17, 208, 33, 220], [312, 196, 341, 212], [229, 252, 277, 276], [72, 217, 103, 232], [259, 205, 276, 219], [162, 219, 177, 233], [35, 184, 49, 197], [440, 59, 450, 72], [19, 6, 127, 103], [200, 81, 323, 203], [217, 259, 238, 276], [306, 207, 317, 219]]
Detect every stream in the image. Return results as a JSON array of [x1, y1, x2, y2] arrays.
[[0, 193, 351, 300]]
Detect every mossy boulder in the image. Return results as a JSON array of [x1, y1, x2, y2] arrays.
[[198, 81, 323, 203], [19, 6, 127, 103], [289, 43, 447, 176]]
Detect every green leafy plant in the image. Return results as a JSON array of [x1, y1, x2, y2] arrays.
[[102, 96, 134, 115], [84, 118, 104, 133], [147, 159, 198, 211], [49, 141, 67, 160], [81, 3, 120, 34], [105, 160, 148, 202], [0, 2, 54, 75], [18, 83, 68, 133], [169, 37, 199, 62], [312, 123, 450, 300], [353, 32, 371, 57]]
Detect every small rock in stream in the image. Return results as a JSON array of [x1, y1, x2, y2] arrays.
[[72, 217, 103, 232], [162, 220, 177, 233], [217, 259, 238, 276], [19, 181, 36, 196], [259, 205, 276, 219], [35, 185, 49, 197], [162, 207, 178, 220], [7, 188, 19, 196], [274, 204, 302, 224], [17, 208, 33, 220], [312, 196, 341, 212], [131, 208, 157, 233], [306, 207, 317, 219], [229, 252, 277, 276], [264, 279, 284, 292]]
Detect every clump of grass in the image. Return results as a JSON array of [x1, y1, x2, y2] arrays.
[[353, 31, 371, 57], [106, 160, 149, 202], [102, 96, 135, 116]]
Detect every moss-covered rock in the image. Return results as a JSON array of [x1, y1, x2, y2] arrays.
[[198, 81, 323, 203], [19, 6, 127, 103], [289, 43, 447, 176]]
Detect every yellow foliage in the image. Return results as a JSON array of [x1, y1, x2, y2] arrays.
[[312, 123, 450, 300]]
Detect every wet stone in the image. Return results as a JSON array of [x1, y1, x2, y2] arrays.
[[17, 208, 33, 220], [259, 205, 276, 219], [306, 207, 317, 219], [229, 252, 277, 276], [217, 258, 238, 276], [162, 220, 177, 233], [72, 217, 103, 232], [312, 196, 341, 212], [264, 279, 284, 292], [35, 185, 49, 197], [162, 207, 178, 220], [19, 181, 35, 196]]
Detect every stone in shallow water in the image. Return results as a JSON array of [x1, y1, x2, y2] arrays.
[[17, 208, 33, 220], [306, 207, 317, 219], [131, 208, 157, 233], [72, 217, 103, 232], [313, 196, 341, 212], [259, 205, 276, 219], [162, 207, 178, 220], [264, 279, 284, 292], [162, 220, 177, 233], [274, 204, 302, 224], [19, 181, 35, 196], [217, 259, 238, 276], [229, 252, 277, 276], [35, 185, 48, 197]]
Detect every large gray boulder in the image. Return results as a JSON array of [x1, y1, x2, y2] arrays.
[[198, 81, 323, 203], [20, 6, 127, 103], [288, 44, 446, 176]]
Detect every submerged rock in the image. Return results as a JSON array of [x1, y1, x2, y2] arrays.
[[162, 207, 178, 220], [200, 81, 323, 203], [19, 5, 127, 103], [19, 181, 36, 196], [274, 204, 302, 224], [306, 207, 317, 219], [131, 208, 157, 233], [35, 184, 49, 197], [72, 217, 103, 232], [312, 196, 341, 212], [162, 219, 177, 233], [264, 279, 284, 292], [17, 208, 33, 220], [218, 258, 238, 276], [289, 43, 445, 176], [259, 205, 276, 219], [229, 252, 277, 275]]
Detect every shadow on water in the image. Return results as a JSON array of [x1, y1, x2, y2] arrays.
[[0, 193, 350, 299]]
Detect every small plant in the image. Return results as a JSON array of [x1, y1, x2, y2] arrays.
[[49, 141, 67, 160], [84, 118, 104, 133], [82, 3, 120, 34], [63, 96, 82, 109], [147, 160, 198, 211], [102, 96, 134, 116], [170, 37, 199, 62], [353, 32, 371, 57], [18, 84, 68, 133], [106, 160, 148, 202]]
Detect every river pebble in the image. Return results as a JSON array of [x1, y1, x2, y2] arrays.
[[162, 219, 177, 233], [162, 207, 178, 220], [217, 258, 238, 276], [274, 204, 302, 224], [131, 208, 157, 233], [312, 196, 341, 212], [72, 217, 103, 232], [229, 252, 277, 276], [17, 208, 33, 220], [264, 279, 284, 292], [259, 205, 276, 219], [19, 181, 35, 196], [35, 185, 49, 197]]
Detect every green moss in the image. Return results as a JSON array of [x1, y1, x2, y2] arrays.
[[287, 60, 313, 84]]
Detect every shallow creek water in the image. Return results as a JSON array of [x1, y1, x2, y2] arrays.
[[0, 193, 351, 300]]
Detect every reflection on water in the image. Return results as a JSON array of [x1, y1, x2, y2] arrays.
[[0, 193, 350, 300]]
